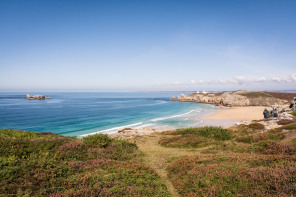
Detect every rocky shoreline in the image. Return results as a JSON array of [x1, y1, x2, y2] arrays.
[[172, 90, 296, 107]]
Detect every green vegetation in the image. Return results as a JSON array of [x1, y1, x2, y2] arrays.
[[159, 124, 296, 196], [247, 122, 265, 130], [277, 119, 294, 125], [2, 121, 296, 196], [280, 124, 296, 130], [159, 126, 232, 148], [176, 126, 233, 140], [167, 154, 296, 196], [0, 129, 169, 196], [290, 112, 296, 116]]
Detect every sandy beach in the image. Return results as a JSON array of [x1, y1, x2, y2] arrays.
[[204, 106, 265, 121]]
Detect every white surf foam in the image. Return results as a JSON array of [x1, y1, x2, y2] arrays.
[[95, 100, 141, 104], [134, 123, 155, 128], [79, 122, 143, 137], [151, 110, 196, 122]]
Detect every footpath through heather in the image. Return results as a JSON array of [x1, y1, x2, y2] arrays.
[[133, 133, 202, 197]]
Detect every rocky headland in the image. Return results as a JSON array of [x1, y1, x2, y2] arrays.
[[173, 90, 296, 107]]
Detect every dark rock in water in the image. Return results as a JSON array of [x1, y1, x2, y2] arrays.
[[26, 94, 51, 100]]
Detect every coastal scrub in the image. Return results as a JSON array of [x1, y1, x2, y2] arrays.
[[0, 129, 170, 196]]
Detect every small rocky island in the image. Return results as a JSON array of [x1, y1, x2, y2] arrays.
[[26, 94, 51, 100]]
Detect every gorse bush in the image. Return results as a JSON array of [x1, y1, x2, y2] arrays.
[[177, 126, 233, 141], [0, 129, 170, 196]]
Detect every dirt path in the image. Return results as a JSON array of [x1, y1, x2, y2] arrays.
[[134, 133, 200, 197]]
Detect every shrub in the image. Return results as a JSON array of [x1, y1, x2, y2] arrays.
[[280, 124, 296, 130], [236, 133, 268, 144], [0, 129, 169, 196], [82, 134, 112, 148], [247, 123, 265, 130], [277, 119, 293, 125], [166, 154, 296, 196], [259, 141, 296, 155], [176, 126, 232, 141], [159, 134, 209, 148]]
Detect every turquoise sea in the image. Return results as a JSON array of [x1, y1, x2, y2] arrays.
[[0, 92, 218, 137]]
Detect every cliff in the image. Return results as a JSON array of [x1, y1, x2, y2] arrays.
[[174, 90, 296, 106]]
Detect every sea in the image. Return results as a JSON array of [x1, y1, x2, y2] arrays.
[[0, 92, 219, 137]]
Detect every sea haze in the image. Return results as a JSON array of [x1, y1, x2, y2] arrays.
[[0, 92, 218, 137]]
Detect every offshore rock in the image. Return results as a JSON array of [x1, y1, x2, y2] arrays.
[[26, 94, 51, 100]]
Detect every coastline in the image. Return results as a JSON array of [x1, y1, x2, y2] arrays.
[[109, 105, 267, 139]]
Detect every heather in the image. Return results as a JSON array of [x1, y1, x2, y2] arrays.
[[0, 129, 169, 196], [156, 123, 296, 196], [166, 154, 296, 196], [1, 122, 296, 196]]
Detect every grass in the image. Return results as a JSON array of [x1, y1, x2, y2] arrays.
[[0, 129, 170, 196], [291, 112, 296, 116]]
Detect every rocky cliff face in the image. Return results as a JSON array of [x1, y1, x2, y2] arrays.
[[175, 91, 296, 107]]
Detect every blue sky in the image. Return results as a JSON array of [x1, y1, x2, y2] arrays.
[[0, 0, 296, 91]]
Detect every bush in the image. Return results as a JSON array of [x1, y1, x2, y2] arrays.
[[0, 129, 169, 196], [259, 141, 296, 155], [247, 123, 265, 130], [177, 126, 233, 141], [82, 134, 112, 148], [277, 119, 293, 125], [280, 124, 296, 130], [159, 134, 209, 148], [166, 154, 296, 196], [236, 133, 268, 144]]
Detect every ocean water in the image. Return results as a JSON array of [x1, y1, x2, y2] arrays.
[[0, 92, 218, 137]]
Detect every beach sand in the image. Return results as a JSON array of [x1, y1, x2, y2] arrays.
[[111, 106, 267, 139], [204, 106, 265, 121]]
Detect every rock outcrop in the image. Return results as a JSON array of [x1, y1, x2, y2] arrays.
[[174, 91, 296, 107], [26, 94, 51, 100]]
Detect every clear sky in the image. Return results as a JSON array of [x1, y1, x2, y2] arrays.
[[1, 0, 296, 91]]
